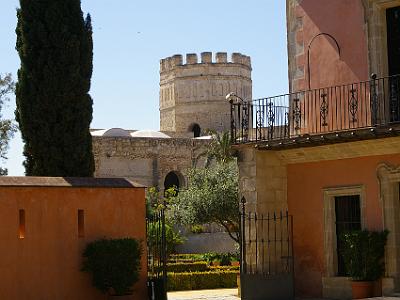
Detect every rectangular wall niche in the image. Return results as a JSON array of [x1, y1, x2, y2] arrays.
[[19, 209, 25, 239], [78, 209, 84, 238]]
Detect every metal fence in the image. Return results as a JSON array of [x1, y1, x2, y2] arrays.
[[230, 74, 400, 144], [240, 201, 293, 276], [147, 209, 167, 300], [239, 198, 295, 300]]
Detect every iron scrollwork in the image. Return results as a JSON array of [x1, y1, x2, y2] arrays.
[[256, 105, 264, 141], [242, 102, 249, 141], [348, 87, 358, 124], [320, 93, 328, 127], [292, 98, 301, 130], [267, 101, 275, 139]]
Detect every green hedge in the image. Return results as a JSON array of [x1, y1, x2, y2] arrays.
[[168, 254, 204, 263], [155, 261, 208, 273], [167, 270, 238, 291], [209, 265, 240, 271]]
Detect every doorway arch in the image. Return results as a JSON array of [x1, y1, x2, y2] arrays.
[[164, 171, 183, 195], [189, 123, 201, 138]]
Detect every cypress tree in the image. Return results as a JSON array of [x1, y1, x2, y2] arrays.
[[15, 0, 95, 176]]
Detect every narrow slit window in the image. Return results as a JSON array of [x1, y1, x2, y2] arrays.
[[78, 209, 85, 238], [19, 209, 25, 239]]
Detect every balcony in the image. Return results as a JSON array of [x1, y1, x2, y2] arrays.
[[229, 74, 400, 149]]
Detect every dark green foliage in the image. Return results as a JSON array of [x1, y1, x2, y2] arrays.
[[81, 238, 142, 296], [340, 230, 389, 281], [15, 0, 94, 176], [147, 222, 185, 256], [0, 74, 17, 175], [202, 252, 237, 266], [167, 270, 238, 291], [174, 161, 239, 243]]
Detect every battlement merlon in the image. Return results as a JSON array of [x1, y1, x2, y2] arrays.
[[159, 52, 252, 73]]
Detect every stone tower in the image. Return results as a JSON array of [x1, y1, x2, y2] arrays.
[[159, 52, 252, 137]]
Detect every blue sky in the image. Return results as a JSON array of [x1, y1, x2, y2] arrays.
[[0, 0, 288, 175]]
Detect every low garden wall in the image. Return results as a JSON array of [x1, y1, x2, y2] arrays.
[[0, 177, 146, 300]]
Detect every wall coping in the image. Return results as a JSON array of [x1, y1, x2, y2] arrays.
[[0, 177, 145, 188]]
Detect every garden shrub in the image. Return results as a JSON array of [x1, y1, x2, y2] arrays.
[[167, 270, 238, 291], [81, 238, 142, 296], [202, 252, 236, 265], [168, 253, 204, 263], [209, 265, 240, 271], [147, 222, 185, 256]]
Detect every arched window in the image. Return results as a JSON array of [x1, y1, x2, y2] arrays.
[[190, 123, 201, 138], [164, 171, 180, 195]]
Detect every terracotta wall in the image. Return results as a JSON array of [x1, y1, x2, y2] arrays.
[[0, 183, 146, 300], [287, 153, 400, 297], [290, 0, 369, 91]]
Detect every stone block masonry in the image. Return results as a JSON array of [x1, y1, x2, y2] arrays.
[[159, 52, 252, 135]]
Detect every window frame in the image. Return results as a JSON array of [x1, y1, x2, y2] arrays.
[[322, 185, 366, 277]]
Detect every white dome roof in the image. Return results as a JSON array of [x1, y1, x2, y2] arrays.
[[130, 130, 171, 138], [91, 128, 130, 137], [91, 129, 108, 136], [103, 128, 131, 137]]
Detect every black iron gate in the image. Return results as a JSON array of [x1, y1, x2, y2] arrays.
[[147, 209, 167, 300], [240, 197, 294, 300]]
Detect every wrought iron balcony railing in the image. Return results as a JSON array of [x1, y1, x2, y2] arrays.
[[229, 74, 400, 146]]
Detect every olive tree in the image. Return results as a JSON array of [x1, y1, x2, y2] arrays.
[[173, 161, 239, 243]]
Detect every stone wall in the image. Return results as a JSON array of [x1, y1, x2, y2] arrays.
[[159, 52, 252, 136], [92, 136, 210, 189]]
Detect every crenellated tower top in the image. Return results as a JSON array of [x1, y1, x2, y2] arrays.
[[159, 52, 252, 137], [160, 52, 251, 73]]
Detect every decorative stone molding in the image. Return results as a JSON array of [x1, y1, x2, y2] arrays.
[[377, 162, 400, 293], [322, 185, 366, 277], [322, 185, 366, 299]]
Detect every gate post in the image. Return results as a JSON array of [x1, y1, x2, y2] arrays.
[[161, 206, 168, 300], [240, 196, 247, 274]]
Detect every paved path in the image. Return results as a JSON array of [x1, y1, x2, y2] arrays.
[[168, 288, 239, 300], [168, 288, 400, 300]]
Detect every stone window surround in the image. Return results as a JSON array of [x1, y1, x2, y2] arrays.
[[322, 185, 366, 278], [363, 0, 400, 77], [377, 162, 400, 291]]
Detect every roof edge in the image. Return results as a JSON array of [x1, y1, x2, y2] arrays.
[[0, 177, 145, 188]]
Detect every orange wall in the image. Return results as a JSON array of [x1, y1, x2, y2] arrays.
[[0, 186, 147, 300], [287, 153, 400, 298], [295, 0, 369, 90]]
